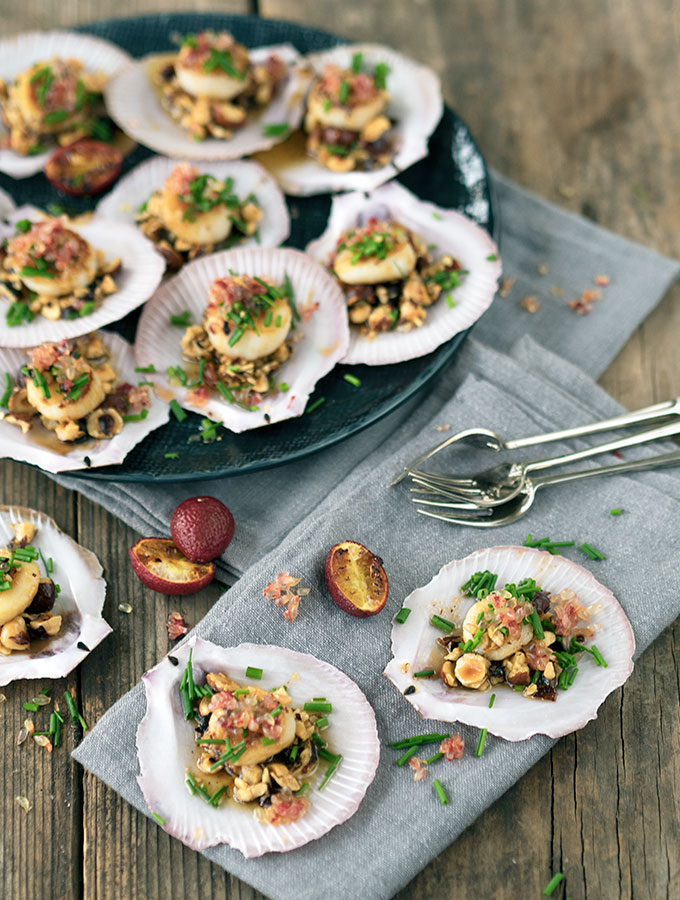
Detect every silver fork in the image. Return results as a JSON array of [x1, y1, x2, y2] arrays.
[[404, 418, 680, 506], [391, 396, 680, 486], [413, 448, 680, 527]]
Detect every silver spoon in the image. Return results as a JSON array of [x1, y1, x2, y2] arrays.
[[391, 396, 680, 486], [413, 448, 680, 527], [405, 417, 680, 506]]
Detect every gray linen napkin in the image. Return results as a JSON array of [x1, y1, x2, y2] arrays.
[[53, 174, 680, 580], [73, 341, 680, 900]]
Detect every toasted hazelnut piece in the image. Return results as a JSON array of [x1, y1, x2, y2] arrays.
[[206, 671, 240, 693], [12, 522, 35, 546], [41, 300, 62, 321], [454, 653, 490, 689], [95, 363, 117, 384], [181, 325, 213, 360], [361, 114, 391, 144], [323, 152, 356, 173], [4, 414, 33, 433], [233, 778, 268, 803], [441, 659, 458, 687], [85, 408, 123, 440], [55, 420, 85, 442], [28, 613, 62, 636], [8, 389, 34, 416], [295, 713, 315, 741], [240, 765, 263, 785], [99, 275, 118, 295], [198, 696, 212, 717], [544, 661, 556, 680], [196, 751, 215, 774], [401, 273, 431, 308], [0, 615, 30, 651], [348, 300, 372, 324], [367, 305, 395, 333], [268, 763, 300, 792], [503, 651, 531, 686]]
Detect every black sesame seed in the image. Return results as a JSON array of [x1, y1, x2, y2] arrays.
[[84, 456, 91, 467], [168, 655, 179, 666], [404, 685, 416, 696], [77, 641, 90, 652]]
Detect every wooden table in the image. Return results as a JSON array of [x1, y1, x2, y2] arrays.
[[1, 2, 678, 898]]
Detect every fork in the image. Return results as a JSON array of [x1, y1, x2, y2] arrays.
[[404, 418, 680, 506], [390, 396, 680, 486], [413, 448, 680, 527]]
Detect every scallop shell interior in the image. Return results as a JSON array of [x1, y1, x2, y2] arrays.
[[134, 246, 349, 433], [268, 42, 443, 196], [0, 187, 16, 218], [0, 330, 170, 474], [306, 181, 501, 365], [0, 30, 131, 179], [137, 637, 380, 857], [384, 545, 635, 741], [0, 504, 110, 686], [96, 156, 290, 252], [0, 205, 165, 348], [105, 44, 312, 161]]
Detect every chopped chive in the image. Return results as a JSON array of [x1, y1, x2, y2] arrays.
[[430, 614, 456, 632], [262, 123, 290, 138], [474, 729, 488, 757], [23, 702, 39, 712], [543, 873, 564, 896], [233, 688, 250, 697], [79, 301, 95, 317], [270, 704, 282, 717], [424, 751, 444, 765], [296, 782, 310, 796], [413, 669, 435, 678], [486, 253, 498, 261], [579, 542, 606, 560], [343, 373, 361, 387], [170, 310, 192, 327], [433, 779, 449, 805], [196, 738, 227, 745], [169, 399, 187, 422], [209, 785, 228, 806], [312, 697, 326, 702], [396, 745, 418, 766], [245, 666, 263, 680], [64, 690, 88, 730], [387, 733, 450, 749], [152, 812, 166, 825], [278, 382, 289, 392], [315, 716, 328, 728], [568, 666, 578, 685], [318, 753, 342, 790], [289, 745, 299, 762], [0, 373, 11, 407], [306, 396, 325, 414], [591, 645, 608, 668], [610, 508, 623, 515], [304, 701, 332, 713], [529, 610, 545, 640], [164, 452, 180, 459], [261, 736, 277, 746], [122, 409, 149, 423], [489, 693, 496, 708], [135, 365, 156, 373], [394, 607, 411, 624]]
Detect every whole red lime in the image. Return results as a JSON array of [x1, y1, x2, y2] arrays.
[[170, 496, 235, 563]]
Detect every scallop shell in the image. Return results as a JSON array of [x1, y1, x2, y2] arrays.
[[137, 637, 380, 857], [96, 156, 290, 254], [0, 205, 165, 348], [0, 330, 170, 474], [306, 182, 501, 365], [384, 546, 635, 741], [134, 246, 349, 433], [0, 504, 110, 686], [105, 44, 311, 161], [0, 187, 16, 218], [0, 31, 131, 179], [272, 43, 443, 196]]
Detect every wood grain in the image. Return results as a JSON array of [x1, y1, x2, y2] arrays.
[[0, 0, 678, 898]]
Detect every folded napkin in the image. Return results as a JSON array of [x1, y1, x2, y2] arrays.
[[54, 173, 680, 581], [73, 337, 680, 900]]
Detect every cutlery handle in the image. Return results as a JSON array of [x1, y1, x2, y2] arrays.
[[526, 419, 680, 473], [532, 448, 680, 489], [506, 397, 680, 451]]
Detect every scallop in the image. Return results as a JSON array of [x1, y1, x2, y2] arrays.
[[306, 79, 387, 132], [203, 290, 292, 361], [136, 638, 380, 857], [462, 598, 533, 661], [385, 545, 636, 742], [25, 366, 106, 421], [175, 65, 246, 102], [0, 504, 110, 686], [13, 59, 81, 131], [8, 227, 97, 298], [155, 183, 233, 247], [206, 685, 297, 766], [332, 224, 417, 285]]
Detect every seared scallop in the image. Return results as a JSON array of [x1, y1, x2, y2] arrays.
[[333, 223, 417, 285], [462, 598, 533, 662], [153, 163, 233, 246], [25, 366, 106, 421], [175, 32, 250, 100], [12, 58, 82, 131], [7, 220, 97, 298], [307, 78, 387, 132], [0, 556, 40, 627]]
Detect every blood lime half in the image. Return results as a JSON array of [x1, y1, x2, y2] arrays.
[[324, 541, 389, 617], [129, 538, 215, 595]]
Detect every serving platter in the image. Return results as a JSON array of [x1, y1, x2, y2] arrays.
[[0, 13, 497, 482]]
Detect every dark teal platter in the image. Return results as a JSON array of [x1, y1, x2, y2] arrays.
[[0, 13, 497, 482]]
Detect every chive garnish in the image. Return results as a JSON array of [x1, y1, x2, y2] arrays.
[[23, 701, 39, 712], [233, 688, 250, 697], [543, 873, 564, 896], [169, 399, 187, 422], [529, 609, 544, 639], [304, 701, 332, 713], [152, 811, 166, 825], [261, 736, 277, 746], [0, 373, 11, 408], [315, 716, 328, 729], [32, 369, 51, 399], [196, 738, 226, 745], [610, 508, 622, 515], [580, 542, 606, 560], [343, 373, 361, 387], [164, 452, 180, 459], [135, 365, 156, 373], [318, 753, 342, 790], [278, 382, 289, 392], [170, 310, 192, 327], [245, 666, 263, 680], [474, 729, 488, 757], [430, 614, 455, 632], [296, 782, 310, 796], [489, 693, 496, 708], [394, 607, 411, 624], [262, 123, 290, 138], [312, 697, 326, 702], [64, 690, 88, 730], [413, 669, 435, 678], [433, 779, 449, 805], [387, 733, 450, 749], [209, 785, 227, 807], [122, 409, 149, 423], [396, 745, 418, 766], [306, 396, 325, 414], [424, 751, 444, 765]]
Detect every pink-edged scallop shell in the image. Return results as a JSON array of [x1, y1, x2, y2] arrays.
[[306, 181, 501, 365], [137, 637, 380, 857], [0, 330, 170, 474], [272, 43, 443, 196], [134, 246, 349, 433], [384, 545, 635, 741], [0, 205, 165, 348], [0, 31, 131, 179], [0, 504, 110, 686], [0, 186, 15, 218], [96, 156, 290, 251], [105, 44, 311, 161]]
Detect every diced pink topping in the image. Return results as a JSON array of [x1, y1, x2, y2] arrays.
[[166, 611, 188, 640], [409, 757, 427, 781], [440, 734, 465, 761], [210, 691, 237, 712], [552, 589, 589, 638], [9, 220, 85, 272], [165, 162, 200, 197], [265, 791, 309, 825]]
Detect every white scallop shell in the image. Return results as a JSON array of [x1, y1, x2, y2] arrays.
[[96, 156, 290, 253], [105, 44, 311, 161], [0, 330, 170, 473], [0, 504, 110, 686], [0, 31, 132, 179], [0, 187, 16, 218], [0, 205, 165, 348], [306, 181, 501, 365], [384, 546, 635, 741], [273, 43, 443, 196], [134, 246, 349, 433], [137, 637, 380, 857]]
